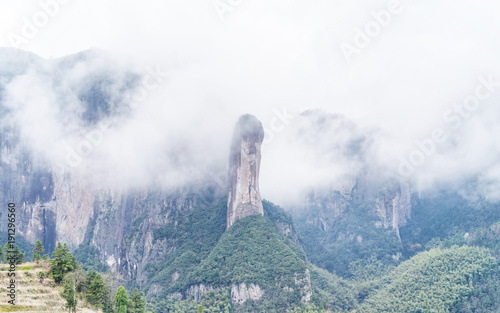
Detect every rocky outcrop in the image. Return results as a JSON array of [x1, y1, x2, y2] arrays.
[[230, 283, 264, 303], [227, 115, 265, 229], [294, 269, 312, 303], [186, 284, 216, 301], [370, 179, 412, 237], [183, 283, 264, 304], [304, 188, 352, 232]]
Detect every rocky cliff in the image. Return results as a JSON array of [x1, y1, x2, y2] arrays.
[[0, 48, 132, 254], [302, 175, 412, 242], [227, 114, 265, 229]]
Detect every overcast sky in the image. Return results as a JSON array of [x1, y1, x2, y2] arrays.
[[2, 0, 500, 205]]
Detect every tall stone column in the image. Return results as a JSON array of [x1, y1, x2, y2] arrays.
[[227, 115, 265, 229]]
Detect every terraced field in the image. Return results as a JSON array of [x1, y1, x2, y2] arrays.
[[0, 261, 100, 312]]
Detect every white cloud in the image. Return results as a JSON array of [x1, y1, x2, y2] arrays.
[[1, 0, 500, 203]]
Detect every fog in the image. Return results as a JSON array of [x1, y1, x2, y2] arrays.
[[1, 0, 500, 205]]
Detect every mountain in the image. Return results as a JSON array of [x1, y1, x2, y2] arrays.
[[1, 48, 500, 312]]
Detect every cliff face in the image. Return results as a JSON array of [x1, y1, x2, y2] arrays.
[[303, 176, 412, 236], [0, 49, 128, 254], [0, 122, 94, 254], [227, 115, 265, 229], [86, 189, 220, 288], [354, 176, 412, 236]]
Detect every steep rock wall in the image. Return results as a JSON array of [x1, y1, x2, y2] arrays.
[[227, 114, 265, 229]]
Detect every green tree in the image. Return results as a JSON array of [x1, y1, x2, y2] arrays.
[[50, 242, 78, 284], [102, 293, 115, 313], [32, 240, 44, 263], [198, 305, 203, 313], [14, 245, 25, 264], [0, 245, 3, 262], [127, 288, 145, 313], [116, 286, 128, 313], [4, 244, 25, 265], [86, 271, 108, 308], [64, 279, 78, 313]]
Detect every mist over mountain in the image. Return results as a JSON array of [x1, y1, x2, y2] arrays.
[[2, 47, 500, 207], [1, 1, 500, 312]]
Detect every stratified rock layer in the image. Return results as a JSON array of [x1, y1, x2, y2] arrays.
[[227, 115, 265, 229]]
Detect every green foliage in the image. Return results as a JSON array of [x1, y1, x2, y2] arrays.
[[348, 256, 394, 281], [308, 264, 356, 312], [63, 279, 78, 313], [73, 244, 108, 272], [21, 241, 116, 313], [151, 289, 233, 313], [295, 201, 402, 279], [358, 246, 498, 312], [4, 243, 25, 264], [146, 196, 227, 294], [190, 215, 306, 288], [85, 271, 110, 309], [455, 267, 500, 313], [128, 288, 146, 313], [177, 215, 307, 312], [50, 242, 78, 284], [32, 240, 44, 263], [286, 303, 324, 313], [147, 198, 310, 312], [0, 231, 34, 260], [418, 221, 500, 312], [263, 200, 294, 227], [116, 286, 128, 313], [19, 265, 33, 270], [399, 191, 500, 257]]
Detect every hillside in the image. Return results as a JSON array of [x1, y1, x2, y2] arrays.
[[0, 261, 100, 313]]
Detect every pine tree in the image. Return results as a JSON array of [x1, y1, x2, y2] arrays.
[[62, 275, 78, 313], [3, 243, 10, 262], [32, 240, 44, 263], [14, 245, 25, 264], [102, 291, 115, 313], [86, 272, 107, 308], [3, 243, 24, 264], [4, 244, 25, 265], [128, 288, 145, 313], [0, 245, 3, 262], [115, 286, 128, 313], [50, 242, 78, 283], [64, 280, 77, 313]]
